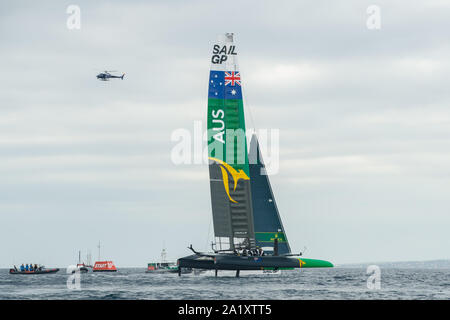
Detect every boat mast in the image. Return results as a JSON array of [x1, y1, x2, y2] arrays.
[[97, 241, 101, 261], [207, 33, 256, 252], [161, 248, 167, 263], [87, 250, 92, 267]]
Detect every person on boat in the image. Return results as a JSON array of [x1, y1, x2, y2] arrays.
[[29, 264, 34, 272], [20, 264, 25, 271], [34, 264, 38, 271], [25, 264, 29, 271]]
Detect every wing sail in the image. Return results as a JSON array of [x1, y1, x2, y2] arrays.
[[207, 33, 255, 250], [249, 135, 291, 255]]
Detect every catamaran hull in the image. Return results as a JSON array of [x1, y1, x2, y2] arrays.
[[178, 254, 333, 271], [178, 255, 216, 270]]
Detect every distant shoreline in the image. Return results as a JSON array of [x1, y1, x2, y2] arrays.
[[336, 259, 450, 269]]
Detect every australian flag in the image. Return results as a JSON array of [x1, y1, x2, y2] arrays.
[[208, 70, 242, 100]]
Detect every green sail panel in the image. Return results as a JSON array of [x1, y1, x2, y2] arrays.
[[207, 33, 255, 249]]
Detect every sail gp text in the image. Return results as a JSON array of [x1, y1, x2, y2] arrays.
[[178, 303, 272, 318], [211, 44, 237, 64]]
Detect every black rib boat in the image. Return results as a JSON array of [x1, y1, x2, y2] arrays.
[[9, 268, 59, 275]]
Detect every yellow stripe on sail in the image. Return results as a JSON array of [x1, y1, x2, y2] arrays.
[[209, 157, 250, 203], [220, 166, 237, 203]]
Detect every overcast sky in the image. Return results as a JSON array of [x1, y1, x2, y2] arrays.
[[1, 0, 449, 268]]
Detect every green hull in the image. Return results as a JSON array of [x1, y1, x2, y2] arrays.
[[263, 258, 333, 270], [179, 254, 333, 271], [298, 258, 334, 268]]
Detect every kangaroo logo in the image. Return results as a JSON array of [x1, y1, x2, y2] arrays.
[[298, 259, 306, 268], [209, 157, 250, 203]]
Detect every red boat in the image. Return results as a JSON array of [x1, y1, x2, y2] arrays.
[[93, 261, 117, 272]]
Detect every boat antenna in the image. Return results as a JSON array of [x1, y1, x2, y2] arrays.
[[86, 250, 92, 267], [97, 241, 101, 261], [161, 247, 167, 263]]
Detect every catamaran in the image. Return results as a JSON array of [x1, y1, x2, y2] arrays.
[[178, 33, 333, 277]]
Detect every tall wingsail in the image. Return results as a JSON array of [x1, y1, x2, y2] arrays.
[[207, 33, 256, 250], [249, 135, 291, 255]]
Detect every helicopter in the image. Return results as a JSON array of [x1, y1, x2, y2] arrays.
[[96, 70, 125, 81]]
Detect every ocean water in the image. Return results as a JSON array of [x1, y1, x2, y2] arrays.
[[0, 267, 449, 300]]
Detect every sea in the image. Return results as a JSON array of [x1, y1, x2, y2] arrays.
[[0, 267, 449, 300]]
